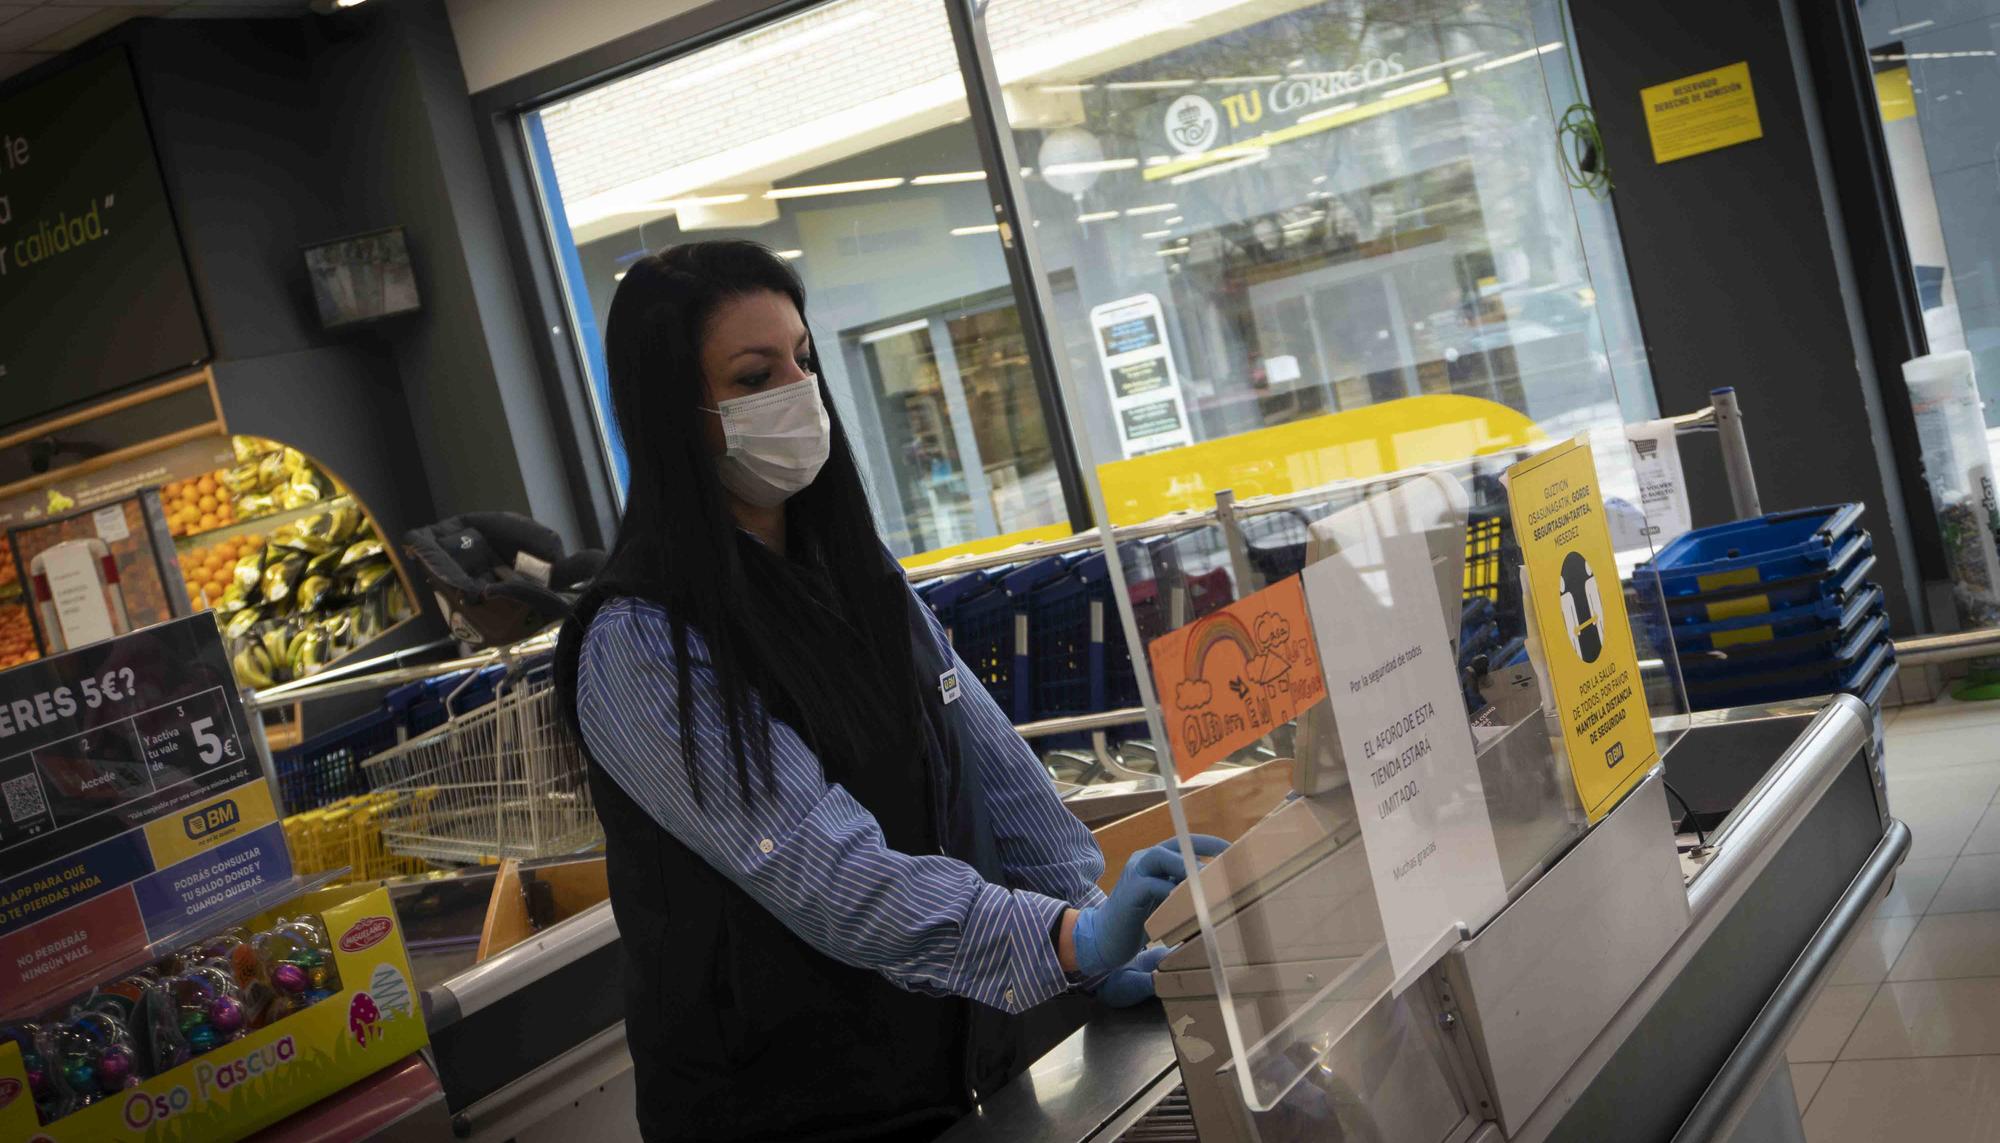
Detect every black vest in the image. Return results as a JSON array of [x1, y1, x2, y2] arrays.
[[577, 585, 1022, 1143]]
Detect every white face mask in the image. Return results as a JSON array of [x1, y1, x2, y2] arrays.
[[704, 376, 831, 507]]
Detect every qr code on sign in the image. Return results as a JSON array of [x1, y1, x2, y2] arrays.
[[3, 772, 47, 823]]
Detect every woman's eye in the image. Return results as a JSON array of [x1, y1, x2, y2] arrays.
[[738, 372, 771, 389], [795, 356, 813, 372]]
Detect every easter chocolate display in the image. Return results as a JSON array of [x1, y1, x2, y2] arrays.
[[3, 908, 353, 1128]]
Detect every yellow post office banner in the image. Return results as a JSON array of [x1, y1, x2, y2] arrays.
[[1641, 61, 1763, 164], [1508, 439, 1658, 822]]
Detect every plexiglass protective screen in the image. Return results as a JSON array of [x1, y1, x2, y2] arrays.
[[979, 0, 1690, 1116]]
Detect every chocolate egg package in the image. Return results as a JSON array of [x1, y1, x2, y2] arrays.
[[0, 909, 350, 1128], [1, 1021, 77, 1125]]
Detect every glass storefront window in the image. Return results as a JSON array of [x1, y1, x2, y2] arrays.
[[1855, 4, 2000, 632], [520, 0, 1072, 559], [985, 0, 1656, 520]]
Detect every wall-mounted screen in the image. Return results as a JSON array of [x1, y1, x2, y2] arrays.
[[0, 49, 209, 429], [304, 226, 421, 328]]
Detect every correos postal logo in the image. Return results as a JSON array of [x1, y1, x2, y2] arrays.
[[1164, 94, 1219, 154]]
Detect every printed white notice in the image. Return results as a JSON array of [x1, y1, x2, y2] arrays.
[[93, 504, 130, 543], [1624, 420, 1692, 548], [41, 541, 116, 649], [1302, 528, 1508, 993]]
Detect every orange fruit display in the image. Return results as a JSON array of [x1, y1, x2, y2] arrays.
[[0, 602, 38, 670]]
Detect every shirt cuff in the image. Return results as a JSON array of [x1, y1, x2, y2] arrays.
[[949, 886, 1073, 1015]]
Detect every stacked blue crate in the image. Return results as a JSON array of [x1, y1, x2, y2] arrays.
[[273, 708, 401, 814], [1637, 505, 1895, 711]]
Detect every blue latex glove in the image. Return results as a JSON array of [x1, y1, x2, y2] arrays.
[[1095, 945, 1172, 1008], [1074, 835, 1229, 977]]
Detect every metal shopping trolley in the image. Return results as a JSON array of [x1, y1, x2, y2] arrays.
[[359, 663, 600, 863]]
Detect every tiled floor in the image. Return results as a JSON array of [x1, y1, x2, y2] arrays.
[[1790, 695, 2000, 1141]]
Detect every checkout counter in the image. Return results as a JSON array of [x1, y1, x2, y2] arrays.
[[936, 696, 1901, 1143], [252, 685, 1901, 1143], [267, 473, 1901, 1143]]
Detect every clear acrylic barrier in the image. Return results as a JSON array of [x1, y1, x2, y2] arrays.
[[981, 0, 1689, 1113]]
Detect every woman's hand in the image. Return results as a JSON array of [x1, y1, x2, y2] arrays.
[[1063, 835, 1228, 977], [1095, 946, 1173, 1008]]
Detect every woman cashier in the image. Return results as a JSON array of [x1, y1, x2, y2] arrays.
[[554, 241, 1224, 1143]]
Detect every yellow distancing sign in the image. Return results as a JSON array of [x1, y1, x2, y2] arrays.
[[1507, 438, 1658, 822], [1641, 61, 1763, 164]]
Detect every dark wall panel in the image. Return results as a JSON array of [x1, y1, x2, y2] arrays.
[[1571, 0, 1925, 629]]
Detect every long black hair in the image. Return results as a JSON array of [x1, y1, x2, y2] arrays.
[[555, 240, 926, 809]]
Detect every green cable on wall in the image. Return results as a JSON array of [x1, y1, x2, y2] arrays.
[[1554, 2, 1612, 200]]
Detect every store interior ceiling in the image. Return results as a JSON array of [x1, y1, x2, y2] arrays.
[[0, 0, 316, 81], [542, 0, 1343, 244]]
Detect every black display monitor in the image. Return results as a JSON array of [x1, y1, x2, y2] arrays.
[[0, 49, 210, 428], [303, 226, 421, 329]]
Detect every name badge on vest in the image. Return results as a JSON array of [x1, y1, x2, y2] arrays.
[[939, 669, 962, 705]]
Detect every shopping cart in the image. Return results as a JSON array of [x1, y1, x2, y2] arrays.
[[360, 667, 600, 864]]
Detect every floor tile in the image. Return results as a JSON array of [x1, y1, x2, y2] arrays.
[[1834, 915, 1921, 986], [1886, 767, 2000, 861], [1843, 978, 2000, 1058], [1885, 722, 2000, 774], [1791, 1061, 1830, 1114], [1931, 854, 2000, 915], [1891, 911, 2000, 981], [1802, 1056, 2000, 1142], [1788, 984, 1877, 1062], [1965, 806, 2000, 856], [1878, 857, 1954, 918]]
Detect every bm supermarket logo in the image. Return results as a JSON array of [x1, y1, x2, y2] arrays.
[[182, 799, 240, 840]]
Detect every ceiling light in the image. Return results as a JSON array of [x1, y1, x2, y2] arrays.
[[1474, 42, 1565, 72], [1168, 150, 1268, 185], [1163, 215, 1183, 225], [912, 171, 987, 185], [1297, 101, 1358, 125], [1382, 77, 1446, 100], [1889, 19, 1934, 33], [1125, 202, 1177, 216], [1158, 246, 1191, 257], [1208, 75, 1281, 84], [1450, 69, 1471, 79], [860, 319, 930, 344], [1042, 157, 1138, 178], [1141, 229, 1174, 239], [777, 250, 803, 259], [765, 178, 905, 199], [613, 270, 627, 280], [951, 224, 1001, 236], [1106, 79, 1196, 90], [1038, 83, 1097, 93], [1077, 210, 1120, 223]]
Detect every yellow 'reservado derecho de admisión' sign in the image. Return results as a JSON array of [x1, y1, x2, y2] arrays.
[[1507, 438, 1658, 823]]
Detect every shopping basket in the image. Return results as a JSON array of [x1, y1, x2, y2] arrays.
[[274, 708, 401, 814], [1640, 504, 1866, 600], [360, 670, 600, 863]]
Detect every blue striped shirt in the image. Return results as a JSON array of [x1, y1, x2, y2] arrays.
[[575, 593, 1108, 1015]]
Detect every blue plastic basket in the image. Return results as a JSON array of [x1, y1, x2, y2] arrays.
[[1665, 533, 1874, 625], [1661, 585, 1874, 656], [1640, 504, 1865, 599], [407, 663, 507, 734], [1025, 552, 1147, 741], [1677, 587, 1883, 676], [1687, 635, 1894, 711], [998, 557, 1073, 721], [1684, 612, 1888, 700], [274, 708, 400, 814]]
